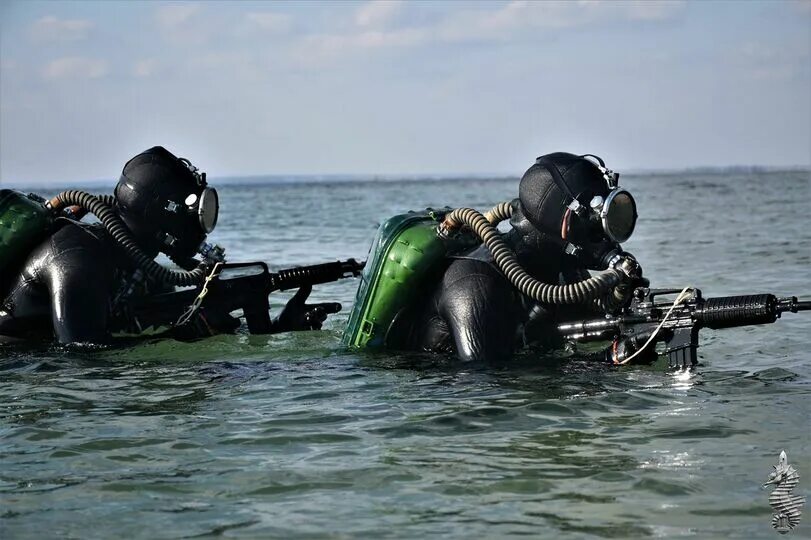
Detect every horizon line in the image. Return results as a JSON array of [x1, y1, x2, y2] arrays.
[[2, 164, 809, 189]]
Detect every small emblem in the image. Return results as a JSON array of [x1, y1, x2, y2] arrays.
[[764, 451, 805, 534]]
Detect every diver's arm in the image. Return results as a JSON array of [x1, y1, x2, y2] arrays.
[[438, 266, 520, 363], [44, 243, 113, 345]]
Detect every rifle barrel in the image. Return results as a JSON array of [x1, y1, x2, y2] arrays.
[[794, 300, 811, 312], [271, 259, 364, 291], [696, 294, 808, 330]]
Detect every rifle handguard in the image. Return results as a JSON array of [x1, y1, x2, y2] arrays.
[[697, 294, 779, 329]]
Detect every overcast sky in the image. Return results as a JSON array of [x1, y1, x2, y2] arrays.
[[1, 0, 809, 185]]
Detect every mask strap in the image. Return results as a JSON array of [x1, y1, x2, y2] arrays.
[[536, 156, 588, 244], [535, 156, 580, 205], [178, 157, 207, 187], [581, 154, 619, 189], [580, 154, 606, 168]]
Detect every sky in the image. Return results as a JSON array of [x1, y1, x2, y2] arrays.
[[0, 0, 809, 185]]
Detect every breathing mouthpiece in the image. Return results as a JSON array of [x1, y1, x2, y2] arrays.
[[198, 242, 226, 264], [610, 252, 643, 281]]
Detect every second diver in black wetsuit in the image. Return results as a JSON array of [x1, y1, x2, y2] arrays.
[[386, 152, 645, 363], [0, 146, 340, 346]]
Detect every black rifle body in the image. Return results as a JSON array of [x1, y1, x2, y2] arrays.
[[126, 259, 364, 334], [557, 288, 809, 367]]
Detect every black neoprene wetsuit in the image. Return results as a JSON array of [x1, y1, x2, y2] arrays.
[[387, 225, 598, 363], [0, 220, 138, 344], [0, 220, 328, 345]]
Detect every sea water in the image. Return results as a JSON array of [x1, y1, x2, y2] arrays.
[[1, 170, 809, 538]]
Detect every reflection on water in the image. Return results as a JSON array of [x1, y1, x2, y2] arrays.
[[1, 171, 810, 539]]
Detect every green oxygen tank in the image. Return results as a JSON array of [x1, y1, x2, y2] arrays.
[[343, 208, 477, 350], [0, 190, 53, 283]]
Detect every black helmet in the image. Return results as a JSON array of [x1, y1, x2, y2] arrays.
[[114, 146, 218, 260], [518, 152, 637, 250]]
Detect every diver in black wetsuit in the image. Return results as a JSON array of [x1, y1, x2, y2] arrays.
[[391, 152, 643, 363], [0, 146, 337, 345]]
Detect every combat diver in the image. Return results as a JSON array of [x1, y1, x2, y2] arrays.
[[0, 146, 339, 345], [345, 152, 646, 363]]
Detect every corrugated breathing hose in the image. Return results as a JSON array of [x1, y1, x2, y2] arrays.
[[442, 204, 622, 305], [48, 190, 207, 286]]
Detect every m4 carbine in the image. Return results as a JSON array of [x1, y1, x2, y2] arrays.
[[121, 259, 364, 335], [557, 287, 810, 368]]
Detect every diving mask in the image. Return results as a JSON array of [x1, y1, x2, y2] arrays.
[[178, 157, 219, 234], [562, 155, 638, 247], [183, 188, 219, 234]]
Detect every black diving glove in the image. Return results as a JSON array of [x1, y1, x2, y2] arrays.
[[606, 332, 659, 365], [274, 285, 342, 332]]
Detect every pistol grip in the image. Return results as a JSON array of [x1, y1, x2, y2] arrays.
[[244, 298, 272, 334]]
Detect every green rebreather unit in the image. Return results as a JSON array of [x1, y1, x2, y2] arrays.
[[343, 208, 475, 349], [0, 190, 52, 279]]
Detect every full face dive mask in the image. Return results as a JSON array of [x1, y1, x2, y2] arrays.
[[177, 158, 219, 235], [115, 147, 220, 260], [550, 154, 638, 267]]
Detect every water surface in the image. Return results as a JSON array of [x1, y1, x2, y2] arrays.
[[2, 170, 810, 538]]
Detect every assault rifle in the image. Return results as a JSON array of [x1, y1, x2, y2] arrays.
[[121, 259, 364, 334], [557, 287, 810, 368]]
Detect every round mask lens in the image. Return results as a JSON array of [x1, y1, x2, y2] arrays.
[[198, 188, 219, 233], [602, 190, 637, 243]]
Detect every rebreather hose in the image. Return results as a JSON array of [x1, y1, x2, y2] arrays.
[[49, 190, 208, 287], [483, 201, 514, 225], [442, 204, 622, 304]]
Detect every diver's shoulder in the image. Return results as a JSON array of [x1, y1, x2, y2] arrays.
[[48, 220, 112, 253], [442, 255, 507, 288]]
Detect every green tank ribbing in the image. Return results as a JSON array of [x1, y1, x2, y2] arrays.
[[0, 190, 52, 280], [343, 208, 475, 349]]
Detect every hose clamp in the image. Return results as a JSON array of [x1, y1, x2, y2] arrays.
[[614, 254, 642, 280]]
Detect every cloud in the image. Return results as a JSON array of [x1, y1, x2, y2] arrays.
[[734, 41, 807, 81], [791, 0, 811, 15], [792, 0, 811, 14], [246, 11, 292, 33], [624, 0, 686, 21], [294, 0, 687, 63], [42, 57, 107, 80], [155, 3, 200, 29], [133, 59, 157, 78], [154, 3, 211, 45], [293, 27, 427, 65], [355, 1, 404, 28], [29, 15, 93, 42], [438, 0, 685, 41]]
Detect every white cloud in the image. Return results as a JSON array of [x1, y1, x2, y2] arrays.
[[792, 0, 811, 14], [42, 57, 107, 80], [295, 0, 687, 63], [624, 0, 686, 21], [29, 15, 93, 42], [133, 59, 157, 78], [246, 11, 292, 33], [355, 1, 404, 28], [437, 1, 592, 41], [735, 42, 805, 81], [293, 27, 427, 65], [438, 1, 685, 42], [155, 3, 200, 29], [154, 3, 211, 45]]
